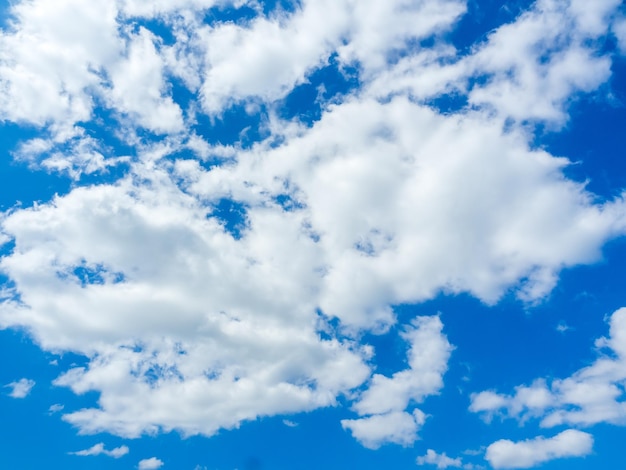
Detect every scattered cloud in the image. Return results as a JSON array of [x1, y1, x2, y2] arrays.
[[48, 403, 65, 414], [556, 322, 572, 333], [342, 316, 451, 448], [0, 0, 625, 457], [470, 307, 626, 428], [416, 449, 464, 469], [282, 419, 298, 428], [70, 442, 129, 458], [485, 429, 593, 469], [138, 457, 164, 469], [341, 410, 426, 450], [4, 378, 35, 398]]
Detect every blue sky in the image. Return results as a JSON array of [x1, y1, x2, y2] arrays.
[[1, 0, 626, 469]]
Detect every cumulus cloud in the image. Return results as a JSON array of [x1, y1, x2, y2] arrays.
[[470, 307, 626, 428], [138, 457, 164, 470], [341, 316, 451, 448], [353, 316, 452, 416], [341, 410, 426, 450], [485, 429, 593, 469], [0, 0, 625, 447], [70, 442, 129, 458], [4, 378, 35, 398]]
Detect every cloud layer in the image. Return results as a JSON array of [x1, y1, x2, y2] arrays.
[[1, 0, 625, 462]]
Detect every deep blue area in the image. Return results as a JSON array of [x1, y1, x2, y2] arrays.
[[204, 4, 259, 26], [71, 265, 125, 287], [193, 103, 269, 149], [132, 18, 177, 46], [448, 0, 535, 55], [210, 198, 248, 239], [537, 57, 626, 200], [279, 55, 360, 125]]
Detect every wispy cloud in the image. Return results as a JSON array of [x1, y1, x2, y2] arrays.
[[70, 443, 129, 458], [4, 378, 35, 398]]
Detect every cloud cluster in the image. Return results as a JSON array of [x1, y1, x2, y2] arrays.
[[471, 307, 626, 428], [0, 0, 625, 455]]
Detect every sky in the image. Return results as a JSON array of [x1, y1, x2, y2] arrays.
[[1, 0, 626, 469]]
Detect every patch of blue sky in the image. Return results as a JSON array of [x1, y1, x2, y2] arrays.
[[70, 265, 126, 287], [131, 18, 177, 46], [0, 330, 103, 470], [193, 101, 270, 149], [360, 324, 413, 378], [272, 193, 306, 211], [448, 0, 536, 55], [0, 123, 73, 209], [210, 197, 249, 239], [203, 2, 260, 26], [278, 54, 360, 125], [532, 69, 626, 199]]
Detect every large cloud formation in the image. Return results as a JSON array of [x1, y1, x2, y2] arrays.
[[1, 0, 626, 460]]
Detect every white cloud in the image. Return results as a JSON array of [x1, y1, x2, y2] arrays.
[[0, 0, 121, 134], [197, 0, 465, 114], [341, 316, 450, 448], [470, 308, 626, 429], [0, 0, 625, 446], [106, 27, 183, 134], [5, 378, 35, 398], [367, 0, 620, 127], [70, 442, 129, 458], [48, 403, 65, 414], [485, 429, 593, 469], [139, 457, 164, 470], [417, 449, 478, 469], [470, 380, 554, 424], [341, 410, 426, 450], [352, 316, 452, 416], [463, 0, 616, 125]]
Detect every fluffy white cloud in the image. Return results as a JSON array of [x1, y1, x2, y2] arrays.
[[485, 429, 593, 469], [341, 316, 450, 448], [368, 0, 620, 126], [470, 308, 626, 428], [353, 316, 452, 416], [70, 442, 129, 458], [4, 378, 35, 398], [1, 0, 626, 446], [107, 28, 184, 134], [138, 457, 164, 470], [196, 96, 626, 329], [197, 0, 465, 113], [341, 410, 426, 450], [0, 0, 120, 128], [463, 0, 618, 125]]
